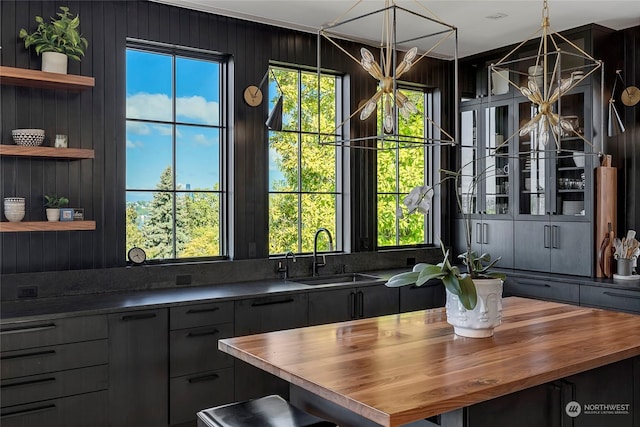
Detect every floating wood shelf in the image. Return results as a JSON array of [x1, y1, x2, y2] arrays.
[[0, 145, 94, 159], [0, 66, 95, 90], [0, 221, 96, 233]]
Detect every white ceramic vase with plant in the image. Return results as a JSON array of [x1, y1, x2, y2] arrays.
[[19, 6, 88, 74], [386, 166, 506, 338], [44, 195, 69, 222]]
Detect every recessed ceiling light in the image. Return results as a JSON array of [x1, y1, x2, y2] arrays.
[[486, 12, 508, 20]]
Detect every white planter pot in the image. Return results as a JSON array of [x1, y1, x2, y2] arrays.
[[42, 52, 68, 74], [445, 278, 503, 338], [46, 208, 61, 222]]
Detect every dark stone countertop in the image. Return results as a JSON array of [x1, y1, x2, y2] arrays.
[[0, 270, 401, 323], [2, 267, 638, 323]]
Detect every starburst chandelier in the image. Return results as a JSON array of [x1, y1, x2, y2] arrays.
[[489, 0, 602, 151], [317, 0, 458, 149]]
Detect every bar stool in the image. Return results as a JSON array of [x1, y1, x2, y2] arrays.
[[197, 395, 336, 427]]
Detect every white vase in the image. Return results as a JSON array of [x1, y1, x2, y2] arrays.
[[46, 208, 61, 222], [445, 278, 503, 338], [42, 52, 68, 74]]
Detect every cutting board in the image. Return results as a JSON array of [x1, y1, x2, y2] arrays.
[[595, 155, 617, 277]]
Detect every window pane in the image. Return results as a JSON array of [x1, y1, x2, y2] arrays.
[[126, 50, 172, 122], [178, 192, 221, 257], [398, 146, 425, 194], [399, 206, 425, 245], [126, 121, 173, 190], [377, 194, 397, 247], [176, 57, 220, 125], [272, 68, 298, 131], [301, 135, 335, 192], [269, 132, 298, 191], [301, 194, 336, 253], [269, 193, 299, 254], [176, 125, 220, 191], [127, 191, 174, 259], [377, 145, 397, 193], [301, 71, 319, 133]]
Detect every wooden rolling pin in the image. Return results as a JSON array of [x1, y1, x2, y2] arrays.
[[596, 155, 617, 277]]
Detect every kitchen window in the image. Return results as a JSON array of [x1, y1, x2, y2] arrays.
[[268, 67, 344, 255], [125, 42, 227, 261], [377, 87, 437, 247]]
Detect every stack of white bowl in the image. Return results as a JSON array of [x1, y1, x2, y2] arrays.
[[4, 197, 25, 222]]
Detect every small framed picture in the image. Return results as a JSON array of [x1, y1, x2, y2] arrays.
[[60, 208, 75, 221], [72, 208, 84, 221]]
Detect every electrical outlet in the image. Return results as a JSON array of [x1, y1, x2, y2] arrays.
[[18, 286, 38, 298], [176, 274, 192, 286]]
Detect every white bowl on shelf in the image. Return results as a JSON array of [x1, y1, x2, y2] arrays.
[[12, 129, 45, 146], [572, 152, 585, 168]]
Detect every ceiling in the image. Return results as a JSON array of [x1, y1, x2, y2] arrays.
[[152, 0, 640, 58]]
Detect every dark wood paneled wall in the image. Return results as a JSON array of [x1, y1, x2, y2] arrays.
[[1, 1, 453, 273]]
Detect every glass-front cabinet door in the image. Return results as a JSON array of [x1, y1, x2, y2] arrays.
[[483, 104, 511, 216], [459, 101, 511, 217], [517, 86, 592, 219]]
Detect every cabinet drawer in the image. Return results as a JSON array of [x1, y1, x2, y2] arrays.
[[1, 339, 108, 380], [1, 315, 107, 352], [1, 365, 108, 407], [399, 283, 445, 313], [235, 293, 308, 335], [170, 301, 234, 330], [580, 286, 640, 314], [0, 390, 107, 427], [170, 322, 234, 377], [169, 367, 234, 425], [504, 277, 579, 304]]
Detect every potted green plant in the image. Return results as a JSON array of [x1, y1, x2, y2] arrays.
[[386, 165, 506, 338], [19, 6, 89, 74], [44, 194, 69, 222]]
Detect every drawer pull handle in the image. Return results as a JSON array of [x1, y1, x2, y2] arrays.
[[1, 377, 56, 388], [121, 313, 157, 321], [1, 323, 56, 335], [520, 282, 551, 288], [187, 328, 219, 338], [188, 373, 220, 383], [251, 298, 294, 307], [186, 307, 220, 314], [1, 349, 56, 361], [1, 404, 56, 418], [603, 291, 640, 300]]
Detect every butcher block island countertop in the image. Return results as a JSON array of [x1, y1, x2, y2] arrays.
[[219, 297, 640, 427]]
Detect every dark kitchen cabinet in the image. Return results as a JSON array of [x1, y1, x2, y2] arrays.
[[514, 220, 591, 276], [0, 315, 108, 427], [579, 285, 640, 314], [108, 309, 168, 427], [169, 301, 235, 426], [308, 285, 399, 326], [234, 294, 308, 401], [399, 282, 445, 312], [466, 358, 636, 427], [455, 218, 514, 269], [504, 276, 579, 304]]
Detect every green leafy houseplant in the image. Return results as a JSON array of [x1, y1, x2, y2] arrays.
[[19, 6, 88, 61], [386, 166, 506, 310], [44, 195, 69, 209]]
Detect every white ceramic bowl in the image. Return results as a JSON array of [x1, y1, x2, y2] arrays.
[[12, 129, 45, 146], [4, 210, 25, 222], [572, 152, 585, 168]]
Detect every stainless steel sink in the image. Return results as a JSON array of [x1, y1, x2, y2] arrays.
[[292, 273, 384, 286]]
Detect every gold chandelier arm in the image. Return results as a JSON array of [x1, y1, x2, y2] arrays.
[[494, 26, 543, 66], [407, 30, 454, 73], [410, 0, 444, 23], [553, 30, 599, 62], [423, 113, 455, 144]]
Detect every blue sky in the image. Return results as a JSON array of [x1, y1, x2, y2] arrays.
[[125, 49, 221, 201]]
